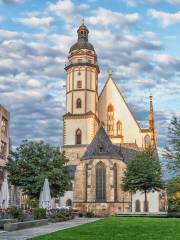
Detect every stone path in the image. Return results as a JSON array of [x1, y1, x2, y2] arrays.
[[0, 217, 101, 240]]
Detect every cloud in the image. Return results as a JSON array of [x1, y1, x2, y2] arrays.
[[167, 0, 180, 4], [126, 0, 180, 5], [1, 0, 24, 4], [149, 9, 180, 27], [0, 29, 19, 39], [14, 16, 54, 28], [48, 0, 89, 24], [88, 8, 139, 28]]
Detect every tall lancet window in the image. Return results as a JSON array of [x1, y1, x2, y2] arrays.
[[75, 129, 82, 144], [96, 162, 106, 202], [114, 164, 117, 202], [117, 120, 122, 136], [76, 98, 82, 108], [107, 104, 114, 136]]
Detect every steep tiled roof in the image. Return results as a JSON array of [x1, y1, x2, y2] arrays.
[[81, 126, 123, 160], [81, 126, 140, 163]]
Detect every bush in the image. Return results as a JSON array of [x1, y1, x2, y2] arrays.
[[47, 208, 74, 222], [85, 211, 94, 218], [9, 207, 23, 220], [32, 208, 46, 220], [78, 212, 84, 217]]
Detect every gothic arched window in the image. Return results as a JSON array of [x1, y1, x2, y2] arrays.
[[117, 121, 122, 136], [76, 98, 82, 108], [144, 135, 151, 149], [96, 162, 106, 202], [107, 104, 114, 136], [75, 129, 82, 144], [135, 200, 141, 212], [114, 164, 117, 202]]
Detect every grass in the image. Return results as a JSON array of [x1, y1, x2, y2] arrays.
[[31, 217, 180, 240]]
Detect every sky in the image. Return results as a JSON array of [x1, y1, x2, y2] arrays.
[[0, 0, 179, 162]]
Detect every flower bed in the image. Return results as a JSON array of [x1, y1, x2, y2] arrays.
[[47, 208, 74, 222]]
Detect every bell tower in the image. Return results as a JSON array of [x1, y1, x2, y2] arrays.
[[63, 23, 100, 146]]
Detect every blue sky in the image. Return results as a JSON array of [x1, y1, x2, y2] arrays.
[[0, 0, 179, 162]]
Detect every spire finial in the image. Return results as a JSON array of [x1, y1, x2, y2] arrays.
[[82, 15, 84, 25], [108, 69, 112, 78]]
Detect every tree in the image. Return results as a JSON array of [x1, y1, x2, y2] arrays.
[[164, 116, 180, 174], [6, 140, 70, 200], [122, 149, 164, 212], [167, 176, 180, 212]]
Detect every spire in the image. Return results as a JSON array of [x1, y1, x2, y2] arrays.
[[149, 95, 154, 130], [149, 95, 156, 149]]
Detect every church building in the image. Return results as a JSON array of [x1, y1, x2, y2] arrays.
[[61, 23, 167, 215]]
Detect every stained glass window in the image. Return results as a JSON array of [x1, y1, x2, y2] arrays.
[[96, 162, 106, 202]]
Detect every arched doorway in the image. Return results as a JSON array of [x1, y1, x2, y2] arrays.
[[135, 200, 141, 212], [66, 199, 72, 207]]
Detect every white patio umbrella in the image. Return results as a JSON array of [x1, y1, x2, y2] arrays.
[[39, 178, 51, 209], [0, 177, 9, 209]]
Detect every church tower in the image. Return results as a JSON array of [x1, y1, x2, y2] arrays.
[[63, 23, 100, 146]]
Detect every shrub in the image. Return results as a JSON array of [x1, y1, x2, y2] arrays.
[[47, 208, 74, 222], [9, 207, 23, 220], [85, 211, 94, 218], [32, 208, 46, 220], [78, 212, 84, 217]]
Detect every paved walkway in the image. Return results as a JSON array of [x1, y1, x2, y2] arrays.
[[0, 217, 101, 240]]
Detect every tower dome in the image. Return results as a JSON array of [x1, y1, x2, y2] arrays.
[[69, 23, 95, 53]]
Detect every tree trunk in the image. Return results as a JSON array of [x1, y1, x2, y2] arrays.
[[144, 190, 148, 212]]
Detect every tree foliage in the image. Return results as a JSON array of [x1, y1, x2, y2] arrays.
[[6, 140, 70, 200], [122, 149, 164, 211], [164, 116, 180, 174], [167, 176, 180, 212]]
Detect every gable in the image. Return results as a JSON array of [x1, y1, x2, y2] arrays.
[[81, 126, 123, 160], [99, 76, 141, 130], [98, 76, 144, 147]]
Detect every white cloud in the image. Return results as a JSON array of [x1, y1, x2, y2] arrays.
[[149, 9, 180, 27], [14, 16, 54, 28], [1, 0, 24, 4], [167, 0, 180, 4], [126, 0, 180, 5], [88, 8, 139, 28], [48, 0, 89, 23], [0, 29, 18, 39]]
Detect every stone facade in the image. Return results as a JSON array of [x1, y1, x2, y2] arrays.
[[73, 157, 130, 216], [0, 104, 10, 185]]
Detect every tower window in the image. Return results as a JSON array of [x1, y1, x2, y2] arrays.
[[96, 162, 106, 202], [107, 104, 114, 136], [76, 129, 82, 145], [76, 98, 82, 108], [144, 135, 151, 149], [117, 121, 122, 136], [77, 81, 82, 88], [1, 141, 7, 159]]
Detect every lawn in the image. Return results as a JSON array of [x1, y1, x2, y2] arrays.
[[31, 217, 180, 240]]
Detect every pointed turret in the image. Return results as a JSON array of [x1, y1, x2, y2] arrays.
[[149, 95, 154, 131], [149, 95, 156, 149]]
